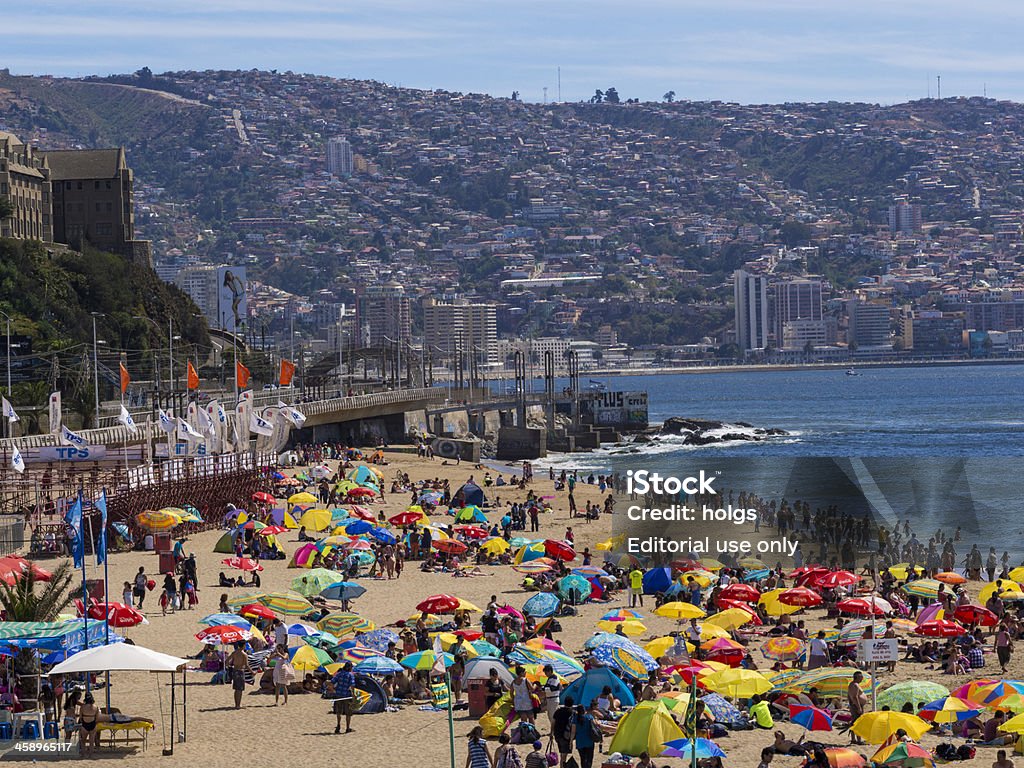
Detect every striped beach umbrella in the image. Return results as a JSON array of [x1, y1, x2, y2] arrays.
[[256, 592, 314, 616], [761, 636, 804, 661], [317, 612, 375, 637]]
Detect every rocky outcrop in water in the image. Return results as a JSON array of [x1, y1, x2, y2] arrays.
[[657, 417, 788, 445]]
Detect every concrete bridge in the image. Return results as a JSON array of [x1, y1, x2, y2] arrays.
[[0, 387, 522, 456]]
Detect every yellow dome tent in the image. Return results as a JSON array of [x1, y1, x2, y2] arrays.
[[606, 700, 684, 757]]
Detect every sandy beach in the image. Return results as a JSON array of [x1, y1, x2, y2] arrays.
[[16, 448, 1020, 768]]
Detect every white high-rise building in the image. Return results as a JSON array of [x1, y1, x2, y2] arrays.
[[327, 137, 354, 177], [733, 269, 770, 352]]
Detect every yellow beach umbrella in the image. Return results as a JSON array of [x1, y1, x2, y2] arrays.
[[481, 538, 510, 555], [596, 535, 625, 552], [434, 633, 480, 658], [850, 711, 931, 744], [980, 580, 1023, 604], [456, 599, 482, 613], [683, 570, 715, 588], [758, 588, 801, 616], [698, 558, 727, 571], [225, 592, 267, 609], [999, 711, 1024, 734], [702, 668, 771, 698], [654, 602, 706, 620], [407, 613, 446, 630], [706, 608, 754, 631], [699, 624, 732, 641], [298, 508, 333, 532], [644, 636, 676, 658], [136, 509, 182, 530], [257, 592, 314, 616], [597, 620, 647, 636], [317, 612, 376, 637], [288, 492, 318, 506]]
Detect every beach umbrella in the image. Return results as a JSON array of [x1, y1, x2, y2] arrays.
[[433, 539, 468, 555], [902, 579, 944, 600], [348, 487, 375, 498], [354, 656, 403, 675], [850, 712, 931, 744], [758, 588, 802, 616], [480, 538, 510, 556], [837, 598, 888, 616], [953, 604, 998, 627], [288, 492, 318, 506], [935, 571, 967, 585], [343, 519, 372, 536], [719, 583, 760, 603], [596, 619, 647, 637], [240, 519, 267, 532], [914, 620, 966, 637], [454, 525, 489, 540], [876, 681, 949, 712], [654, 602, 705, 620], [657, 691, 693, 712], [353, 628, 399, 654], [778, 586, 823, 607], [298, 508, 333, 532], [317, 612, 375, 637], [196, 625, 251, 645], [240, 604, 277, 621], [319, 581, 367, 601], [918, 696, 982, 723], [812, 570, 859, 589], [998, 711, 1024, 733], [418, 490, 444, 504], [222, 557, 263, 572], [252, 492, 276, 504], [818, 747, 868, 768], [89, 602, 146, 628], [971, 681, 1024, 708], [256, 592, 314, 616], [401, 650, 454, 671], [706, 607, 754, 630], [270, 508, 299, 528], [337, 645, 386, 664], [543, 539, 576, 561], [471, 640, 502, 657], [200, 613, 252, 629], [644, 636, 682, 659], [464, 657, 513, 682], [887, 564, 924, 581], [870, 741, 935, 767], [556, 574, 592, 603], [348, 505, 376, 522], [523, 593, 560, 618], [602, 608, 644, 621], [789, 704, 833, 731], [951, 679, 1001, 702], [455, 599, 481, 613], [785, 668, 873, 697], [514, 542, 547, 564], [289, 645, 333, 673], [762, 636, 804, 661], [509, 645, 587, 676], [285, 623, 321, 638], [389, 511, 424, 526], [661, 738, 726, 760], [136, 509, 181, 530], [417, 594, 461, 614], [701, 637, 745, 664], [575, 566, 610, 578], [837, 619, 889, 645], [702, 668, 771, 698], [915, 602, 944, 625], [513, 562, 554, 575], [291, 569, 346, 597], [406, 612, 446, 630], [257, 525, 289, 536], [225, 592, 268, 609], [369, 527, 397, 545]]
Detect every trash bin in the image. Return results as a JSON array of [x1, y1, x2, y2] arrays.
[[144, 534, 154, 551], [154, 533, 172, 552], [158, 551, 176, 575], [467, 681, 489, 717]]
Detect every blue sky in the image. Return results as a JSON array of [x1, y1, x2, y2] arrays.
[[5, 0, 1024, 104]]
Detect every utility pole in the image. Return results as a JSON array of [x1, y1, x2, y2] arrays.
[[91, 312, 104, 428], [0, 312, 10, 440]]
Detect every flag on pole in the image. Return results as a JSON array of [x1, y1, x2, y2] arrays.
[[197, 404, 215, 435], [431, 635, 448, 676], [279, 359, 296, 387], [178, 417, 204, 442], [64, 492, 84, 568], [48, 391, 62, 434], [60, 424, 88, 448], [95, 490, 108, 566], [249, 412, 274, 436], [236, 360, 250, 389], [119, 362, 131, 394], [277, 401, 307, 429], [11, 446, 24, 474], [118, 404, 138, 435], [158, 409, 177, 434], [1, 397, 19, 423], [186, 361, 200, 390]]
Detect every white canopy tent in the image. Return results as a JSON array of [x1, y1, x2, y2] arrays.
[[48, 643, 185, 675], [49, 642, 188, 754]]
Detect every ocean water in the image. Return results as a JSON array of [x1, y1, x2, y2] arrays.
[[529, 364, 1024, 558]]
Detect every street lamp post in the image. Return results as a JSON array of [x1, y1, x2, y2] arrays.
[[0, 311, 10, 440], [91, 312, 105, 428]]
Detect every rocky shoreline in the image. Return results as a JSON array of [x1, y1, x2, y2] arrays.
[[611, 417, 790, 452]]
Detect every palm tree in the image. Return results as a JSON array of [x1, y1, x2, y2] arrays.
[[0, 563, 76, 696]]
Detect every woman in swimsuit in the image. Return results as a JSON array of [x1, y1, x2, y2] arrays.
[[78, 692, 100, 757]]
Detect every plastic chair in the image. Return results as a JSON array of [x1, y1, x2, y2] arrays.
[[0, 722, 12, 740], [21, 720, 40, 740]]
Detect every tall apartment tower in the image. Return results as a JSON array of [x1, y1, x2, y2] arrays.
[[888, 197, 923, 235], [355, 282, 411, 347], [733, 269, 770, 352], [422, 298, 499, 365], [326, 137, 354, 177]]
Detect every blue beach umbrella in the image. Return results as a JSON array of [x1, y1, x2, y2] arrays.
[[320, 581, 368, 601], [369, 527, 397, 545], [662, 739, 726, 759], [354, 656, 403, 674], [200, 613, 253, 629], [345, 520, 373, 536], [358, 629, 400, 653], [523, 592, 560, 618]]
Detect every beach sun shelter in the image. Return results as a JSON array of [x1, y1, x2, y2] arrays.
[[48, 642, 189, 755], [607, 700, 685, 757]]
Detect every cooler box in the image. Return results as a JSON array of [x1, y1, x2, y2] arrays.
[[158, 551, 176, 575], [154, 533, 172, 552], [467, 682, 489, 717]]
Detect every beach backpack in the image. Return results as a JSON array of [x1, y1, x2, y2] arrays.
[[956, 744, 976, 761], [512, 721, 540, 745]]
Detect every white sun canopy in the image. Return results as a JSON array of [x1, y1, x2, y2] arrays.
[[47, 642, 186, 674]]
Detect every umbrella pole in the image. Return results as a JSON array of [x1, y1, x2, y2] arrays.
[[446, 670, 456, 768]]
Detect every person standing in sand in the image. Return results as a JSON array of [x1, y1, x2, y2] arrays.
[[227, 643, 248, 709], [847, 671, 867, 744]]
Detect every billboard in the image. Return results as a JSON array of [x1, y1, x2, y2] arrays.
[[217, 266, 248, 333], [591, 390, 649, 428]]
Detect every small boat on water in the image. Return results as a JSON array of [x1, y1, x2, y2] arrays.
[[845, 368, 859, 376]]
